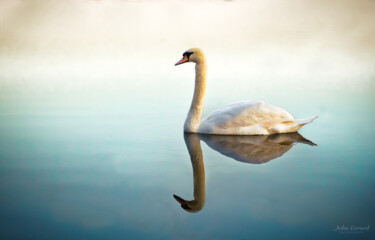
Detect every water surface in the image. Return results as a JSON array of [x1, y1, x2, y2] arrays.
[[0, 81, 374, 239]]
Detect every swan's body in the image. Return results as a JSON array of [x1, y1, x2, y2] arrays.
[[199, 100, 317, 135], [175, 48, 317, 135]]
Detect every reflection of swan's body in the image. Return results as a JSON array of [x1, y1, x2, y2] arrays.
[[174, 133, 316, 212], [199, 132, 316, 164], [175, 48, 318, 135]]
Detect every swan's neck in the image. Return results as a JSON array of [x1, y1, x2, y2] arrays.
[[184, 61, 207, 133]]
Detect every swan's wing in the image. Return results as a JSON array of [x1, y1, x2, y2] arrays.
[[198, 100, 294, 135]]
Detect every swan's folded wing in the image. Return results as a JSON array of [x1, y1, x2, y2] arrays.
[[198, 100, 294, 135]]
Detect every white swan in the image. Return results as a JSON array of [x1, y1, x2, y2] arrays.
[[175, 48, 317, 135]]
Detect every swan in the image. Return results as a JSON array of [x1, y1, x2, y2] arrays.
[[175, 48, 318, 135]]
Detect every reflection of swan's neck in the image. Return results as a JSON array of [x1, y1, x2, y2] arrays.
[[184, 134, 205, 212], [184, 61, 207, 133]]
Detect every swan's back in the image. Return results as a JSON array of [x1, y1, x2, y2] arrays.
[[198, 100, 313, 135]]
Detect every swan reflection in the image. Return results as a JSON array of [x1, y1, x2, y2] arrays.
[[174, 132, 316, 212], [200, 132, 316, 164]]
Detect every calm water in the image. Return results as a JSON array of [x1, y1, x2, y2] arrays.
[[1, 0, 374, 239], [0, 77, 374, 240]]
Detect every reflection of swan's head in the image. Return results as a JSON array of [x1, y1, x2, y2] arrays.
[[175, 48, 205, 66], [173, 194, 203, 213]]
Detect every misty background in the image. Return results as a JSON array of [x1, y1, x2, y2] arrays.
[[0, 0, 374, 99]]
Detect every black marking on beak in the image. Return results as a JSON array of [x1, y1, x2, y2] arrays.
[[181, 204, 192, 210], [184, 51, 193, 60]]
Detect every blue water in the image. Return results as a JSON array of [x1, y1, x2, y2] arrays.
[[0, 81, 374, 239]]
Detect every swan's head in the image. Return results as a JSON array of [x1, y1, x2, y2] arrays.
[[175, 48, 205, 66]]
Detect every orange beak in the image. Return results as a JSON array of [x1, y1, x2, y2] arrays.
[[175, 55, 189, 66]]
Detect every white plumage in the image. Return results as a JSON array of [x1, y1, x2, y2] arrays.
[[175, 48, 317, 135], [199, 100, 317, 135]]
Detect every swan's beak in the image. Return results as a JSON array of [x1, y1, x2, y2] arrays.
[[175, 55, 189, 66]]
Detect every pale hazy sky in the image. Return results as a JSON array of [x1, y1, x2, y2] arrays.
[[0, 0, 374, 94], [1, 0, 374, 53]]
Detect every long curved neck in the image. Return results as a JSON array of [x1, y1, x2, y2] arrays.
[[184, 61, 207, 133]]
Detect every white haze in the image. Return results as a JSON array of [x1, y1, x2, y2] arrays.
[[0, 0, 374, 97]]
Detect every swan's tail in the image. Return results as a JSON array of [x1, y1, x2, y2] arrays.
[[269, 116, 318, 134], [295, 116, 318, 126], [291, 132, 317, 146]]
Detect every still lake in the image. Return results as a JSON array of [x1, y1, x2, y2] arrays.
[[0, 69, 374, 240]]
